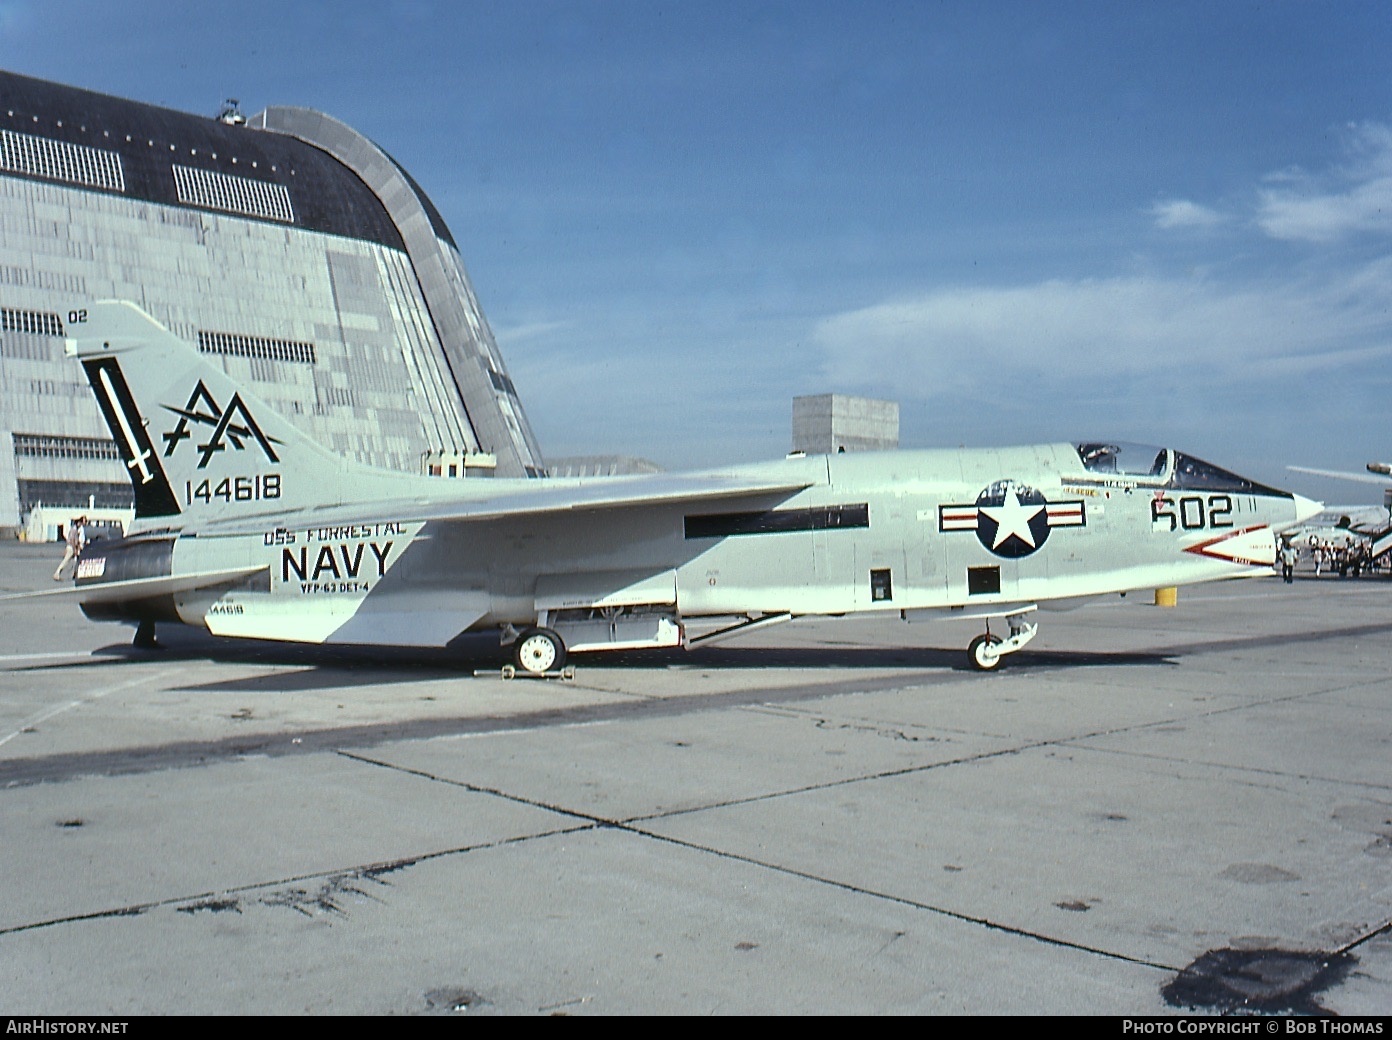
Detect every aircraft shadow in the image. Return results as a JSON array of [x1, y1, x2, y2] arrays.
[[554, 644, 1173, 673], [18, 625, 1176, 695]]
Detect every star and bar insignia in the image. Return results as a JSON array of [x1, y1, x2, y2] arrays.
[[939, 480, 1086, 558]]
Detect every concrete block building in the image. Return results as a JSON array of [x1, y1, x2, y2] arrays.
[[792, 394, 899, 455]]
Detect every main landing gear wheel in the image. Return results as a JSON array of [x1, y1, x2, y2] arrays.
[[968, 633, 1004, 671], [514, 627, 566, 675]]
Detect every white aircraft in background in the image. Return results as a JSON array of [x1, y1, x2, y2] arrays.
[[23, 301, 1321, 672], [1287, 463, 1392, 563], [1289, 461, 1392, 488]]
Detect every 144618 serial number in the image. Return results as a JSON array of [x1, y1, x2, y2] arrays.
[[185, 473, 281, 505]]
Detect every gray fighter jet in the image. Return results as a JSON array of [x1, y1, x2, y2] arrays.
[[42, 302, 1320, 671]]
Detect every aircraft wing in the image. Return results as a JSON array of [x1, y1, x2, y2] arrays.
[[188, 473, 816, 538], [1295, 504, 1390, 532], [0, 565, 268, 603], [1288, 465, 1392, 486]]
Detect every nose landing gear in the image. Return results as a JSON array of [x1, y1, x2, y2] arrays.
[[967, 614, 1038, 671]]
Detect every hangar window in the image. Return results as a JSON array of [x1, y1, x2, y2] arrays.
[[14, 433, 119, 461], [198, 330, 316, 365], [0, 129, 125, 192], [172, 164, 294, 224], [316, 385, 357, 408], [2, 307, 64, 337]]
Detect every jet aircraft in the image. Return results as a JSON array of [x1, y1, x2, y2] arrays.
[[1287, 464, 1392, 565], [30, 302, 1321, 672]]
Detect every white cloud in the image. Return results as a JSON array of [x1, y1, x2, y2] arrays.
[[494, 318, 576, 344], [1257, 174, 1392, 241], [812, 267, 1392, 400], [1147, 123, 1392, 243], [1151, 199, 1226, 230], [1345, 121, 1392, 175], [497, 121, 1392, 468], [1255, 122, 1392, 242]]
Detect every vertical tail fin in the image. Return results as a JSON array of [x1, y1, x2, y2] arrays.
[[70, 301, 353, 525], [80, 343, 182, 520]]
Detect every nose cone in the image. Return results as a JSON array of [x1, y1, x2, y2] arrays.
[[1291, 494, 1323, 527]]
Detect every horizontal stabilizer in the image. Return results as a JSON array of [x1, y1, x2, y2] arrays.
[[2, 566, 268, 605]]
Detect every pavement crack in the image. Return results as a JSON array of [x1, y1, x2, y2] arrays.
[[0, 834, 585, 937], [336, 748, 615, 827], [615, 821, 1181, 974], [1336, 917, 1392, 956]]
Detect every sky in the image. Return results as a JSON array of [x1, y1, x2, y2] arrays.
[[3, 0, 1390, 504]]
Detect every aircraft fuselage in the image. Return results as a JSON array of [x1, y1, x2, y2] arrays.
[[80, 442, 1312, 659]]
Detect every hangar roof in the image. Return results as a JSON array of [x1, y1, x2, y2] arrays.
[[0, 70, 454, 251]]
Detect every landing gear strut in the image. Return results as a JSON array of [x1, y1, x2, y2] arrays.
[[966, 614, 1038, 671], [132, 620, 162, 650]]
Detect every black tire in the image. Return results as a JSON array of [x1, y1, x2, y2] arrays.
[[514, 627, 566, 675], [967, 633, 1003, 671]]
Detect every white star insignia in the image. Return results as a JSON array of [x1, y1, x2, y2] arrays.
[[980, 491, 1045, 550]]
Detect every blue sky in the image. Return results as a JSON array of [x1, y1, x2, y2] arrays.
[[4, 1, 1391, 503]]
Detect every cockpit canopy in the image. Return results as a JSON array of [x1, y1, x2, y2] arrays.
[[1076, 442, 1167, 479], [1075, 442, 1289, 495]]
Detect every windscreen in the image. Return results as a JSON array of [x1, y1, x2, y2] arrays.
[[1075, 442, 1169, 479], [1076, 442, 1289, 495], [1170, 453, 1288, 495]]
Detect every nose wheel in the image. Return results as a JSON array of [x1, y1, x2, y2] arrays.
[[968, 633, 1004, 671], [966, 615, 1038, 671], [513, 627, 567, 675]]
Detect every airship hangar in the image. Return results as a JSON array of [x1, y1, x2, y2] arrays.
[[0, 69, 546, 537]]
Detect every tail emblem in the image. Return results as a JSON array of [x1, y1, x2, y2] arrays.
[[162, 381, 282, 468], [81, 356, 181, 518], [96, 366, 156, 485]]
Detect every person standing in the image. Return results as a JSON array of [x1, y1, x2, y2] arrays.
[[1280, 539, 1297, 584], [52, 515, 88, 581]]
